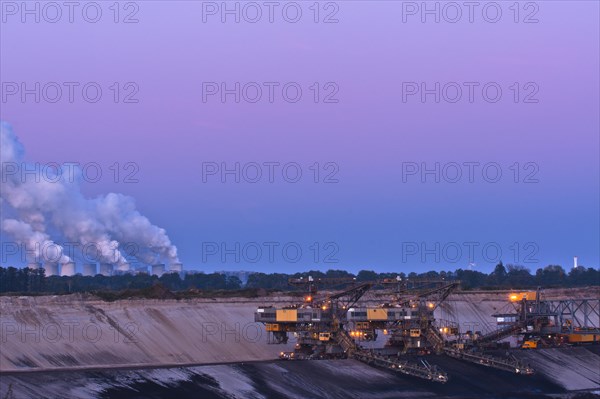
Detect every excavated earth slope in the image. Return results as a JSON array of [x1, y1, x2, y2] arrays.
[[0, 288, 598, 398]]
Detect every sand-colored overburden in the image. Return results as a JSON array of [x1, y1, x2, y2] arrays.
[[0, 287, 598, 376], [0, 295, 297, 372]]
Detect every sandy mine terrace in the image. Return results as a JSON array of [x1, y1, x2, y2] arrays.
[[0, 288, 598, 397], [0, 288, 597, 373], [0, 295, 297, 373]]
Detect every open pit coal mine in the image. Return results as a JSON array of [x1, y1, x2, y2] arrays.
[[0, 288, 599, 399]]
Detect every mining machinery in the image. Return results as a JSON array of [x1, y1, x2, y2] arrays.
[[430, 287, 599, 375], [346, 280, 534, 375], [479, 288, 600, 348], [255, 277, 537, 383], [367, 280, 460, 353], [255, 278, 449, 382]]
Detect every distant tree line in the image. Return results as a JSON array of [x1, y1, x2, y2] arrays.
[[0, 262, 598, 295], [0, 268, 242, 294], [245, 263, 599, 290]]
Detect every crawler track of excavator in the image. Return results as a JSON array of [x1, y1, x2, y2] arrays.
[[333, 329, 449, 383]]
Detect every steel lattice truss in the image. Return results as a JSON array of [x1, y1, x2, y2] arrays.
[[540, 298, 600, 333]]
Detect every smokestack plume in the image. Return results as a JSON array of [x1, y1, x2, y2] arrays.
[[0, 122, 179, 266]]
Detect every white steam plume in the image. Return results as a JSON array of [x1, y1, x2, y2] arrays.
[[0, 122, 179, 265]]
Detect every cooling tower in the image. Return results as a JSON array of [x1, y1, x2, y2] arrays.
[[60, 262, 76, 276], [82, 263, 97, 276], [170, 263, 183, 273], [44, 262, 59, 276], [116, 262, 130, 273], [99, 263, 114, 276], [135, 266, 148, 274], [151, 263, 165, 277]]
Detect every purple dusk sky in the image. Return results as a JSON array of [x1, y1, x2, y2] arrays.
[[1, 1, 598, 273]]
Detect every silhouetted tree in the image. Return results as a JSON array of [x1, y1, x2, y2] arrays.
[[357, 270, 378, 282]]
